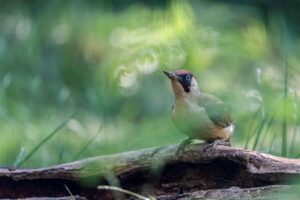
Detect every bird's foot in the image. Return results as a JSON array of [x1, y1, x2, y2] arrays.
[[150, 146, 165, 157], [203, 139, 231, 151], [176, 138, 194, 159]]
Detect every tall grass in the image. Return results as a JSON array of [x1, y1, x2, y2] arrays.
[[15, 112, 77, 167]]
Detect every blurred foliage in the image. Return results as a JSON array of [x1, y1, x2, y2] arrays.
[[0, 0, 300, 168]]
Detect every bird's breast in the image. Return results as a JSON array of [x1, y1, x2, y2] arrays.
[[172, 104, 214, 138], [172, 103, 234, 141]]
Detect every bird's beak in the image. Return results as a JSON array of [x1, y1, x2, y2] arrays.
[[163, 71, 174, 79], [163, 71, 181, 82]]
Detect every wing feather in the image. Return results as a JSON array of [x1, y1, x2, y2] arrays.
[[198, 93, 233, 128]]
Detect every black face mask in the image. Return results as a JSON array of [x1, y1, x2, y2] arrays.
[[176, 74, 192, 93]]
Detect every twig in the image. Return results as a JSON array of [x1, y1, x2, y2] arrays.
[[97, 185, 153, 200]]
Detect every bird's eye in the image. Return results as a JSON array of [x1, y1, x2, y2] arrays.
[[186, 75, 191, 81]]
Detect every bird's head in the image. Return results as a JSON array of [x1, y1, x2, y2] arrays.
[[163, 69, 200, 97]]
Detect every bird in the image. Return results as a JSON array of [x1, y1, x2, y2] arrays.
[[163, 69, 234, 155]]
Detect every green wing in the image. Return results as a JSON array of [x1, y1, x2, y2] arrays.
[[198, 93, 233, 128]]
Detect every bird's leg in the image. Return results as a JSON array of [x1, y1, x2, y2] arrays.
[[225, 138, 231, 147], [203, 139, 231, 151], [150, 146, 165, 157], [176, 137, 194, 158]]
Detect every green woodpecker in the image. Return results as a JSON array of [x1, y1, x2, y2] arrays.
[[163, 70, 234, 152]]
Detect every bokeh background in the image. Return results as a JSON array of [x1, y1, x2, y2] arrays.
[[0, 0, 300, 168]]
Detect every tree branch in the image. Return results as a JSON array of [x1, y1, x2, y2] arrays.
[[0, 144, 300, 199]]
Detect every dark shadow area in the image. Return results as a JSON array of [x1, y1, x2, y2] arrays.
[[121, 158, 297, 196]]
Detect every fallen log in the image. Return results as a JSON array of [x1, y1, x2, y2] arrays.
[[0, 144, 300, 199]]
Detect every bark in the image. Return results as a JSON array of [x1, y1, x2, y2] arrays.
[[1, 144, 300, 199], [157, 185, 296, 200]]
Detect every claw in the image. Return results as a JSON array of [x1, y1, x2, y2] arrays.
[[203, 139, 231, 151], [176, 138, 194, 159], [150, 146, 165, 157]]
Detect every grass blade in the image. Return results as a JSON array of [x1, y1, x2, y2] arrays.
[[97, 185, 151, 200], [72, 124, 103, 160], [249, 67, 267, 151], [252, 117, 267, 151], [268, 123, 279, 154], [13, 147, 25, 167], [259, 115, 275, 150], [57, 145, 65, 164], [282, 55, 288, 157], [16, 111, 77, 167], [290, 91, 298, 156], [64, 184, 76, 200], [244, 109, 260, 149], [282, 118, 287, 157]]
